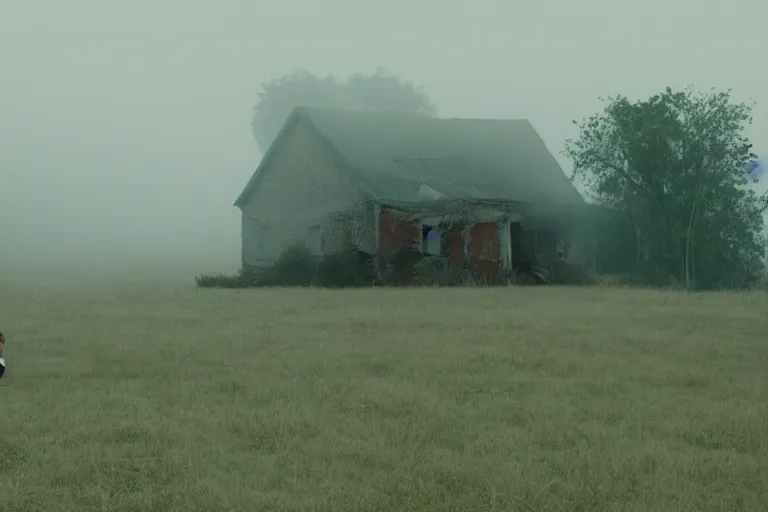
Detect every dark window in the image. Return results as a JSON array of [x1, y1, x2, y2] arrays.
[[422, 225, 441, 256]]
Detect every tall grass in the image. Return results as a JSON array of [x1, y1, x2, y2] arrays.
[[1, 284, 766, 511]]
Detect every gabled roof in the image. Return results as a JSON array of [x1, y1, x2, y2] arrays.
[[235, 106, 584, 208]]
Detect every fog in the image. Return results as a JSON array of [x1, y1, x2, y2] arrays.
[[2, 0, 766, 277]]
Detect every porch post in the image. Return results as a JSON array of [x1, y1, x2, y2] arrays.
[[500, 220, 512, 271], [373, 202, 383, 282]]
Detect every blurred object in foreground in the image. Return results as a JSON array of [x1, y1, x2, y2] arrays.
[[745, 158, 766, 183]]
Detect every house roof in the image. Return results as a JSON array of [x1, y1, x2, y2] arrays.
[[235, 106, 585, 208]]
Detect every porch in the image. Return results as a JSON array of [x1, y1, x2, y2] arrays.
[[376, 200, 573, 283]]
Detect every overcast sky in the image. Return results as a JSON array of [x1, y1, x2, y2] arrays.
[[1, 0, 766, 270]]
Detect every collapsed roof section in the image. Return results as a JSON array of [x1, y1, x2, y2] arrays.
[[235, 106, 588, 211], [300, 106, 586, 208], [378, 197, 600, 228]]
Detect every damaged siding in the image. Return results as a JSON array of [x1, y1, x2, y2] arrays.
[[324, 205, 377, 255], [375, 207, 590, 282], [448, 227, 464, 265], [379, 210, 420, 254], [467, 223, 501, 279], [378, 209, 504, 280], [240, 117, 371, 267]]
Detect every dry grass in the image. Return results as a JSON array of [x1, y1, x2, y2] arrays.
[[0, 281, 767, 511]]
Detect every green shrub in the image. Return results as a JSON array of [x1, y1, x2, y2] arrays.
[[195, 272, 247, 288], [198, 246, 608, 290], [378, 246, 424, 286], [259, 244, 318, 287], [543, 260, 595, 285], [194, 266, 263, 288], [195, 245, 324, 289], [316, 250, 376, 288], [236, 267, 262, 287], [593, 273, 645, 287], [411, 257, 479, 287]]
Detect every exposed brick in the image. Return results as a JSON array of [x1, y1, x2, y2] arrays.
[[379, 210, 420, 255], [468, 223, 501, 279]]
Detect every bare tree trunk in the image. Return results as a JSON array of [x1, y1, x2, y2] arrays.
[[679, 237, 686, 286], [684, 189, 703, 291], [691, 238, 698, 288], [684, 207, 694, 290]]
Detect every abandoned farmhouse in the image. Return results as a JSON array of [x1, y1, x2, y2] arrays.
[[234, 106, 595, 283]]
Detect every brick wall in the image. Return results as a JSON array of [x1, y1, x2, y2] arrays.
[[448, 227, 464, 265], [467, 223, 501, 279], [379, 211, 503, 280], [379, 209, 420, 254]]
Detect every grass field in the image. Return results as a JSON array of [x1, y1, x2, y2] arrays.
[[0, 279, 767, 511]]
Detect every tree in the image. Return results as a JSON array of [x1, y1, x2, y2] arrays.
[[251, 68, 436, 153], [565, 86, 767, 289]]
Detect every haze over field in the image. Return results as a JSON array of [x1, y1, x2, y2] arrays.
[[2, 0, 767, 274], [3, 4, 768, 508]]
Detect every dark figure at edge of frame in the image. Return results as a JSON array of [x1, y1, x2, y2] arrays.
[[0, 331, 6, 379]]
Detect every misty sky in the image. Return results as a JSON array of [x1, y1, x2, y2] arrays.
[[2, 0, 766, 268]]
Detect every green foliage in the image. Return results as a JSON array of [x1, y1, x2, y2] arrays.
[[252, 68, 436, 153], [259, 244, 318, 287], [195, 246, 377, 289], [195, 245, 320, 289], [315, 250, 377, 288], [194, 268, 261, 288], [590, 210, 641, 276], [548, 260, 596, 286], [194, 272, 246, 288], [410, 257, 478, 287], [196, 251, 597, 290], [237, 266, 261, 287], [565, 86, 767, 290]]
